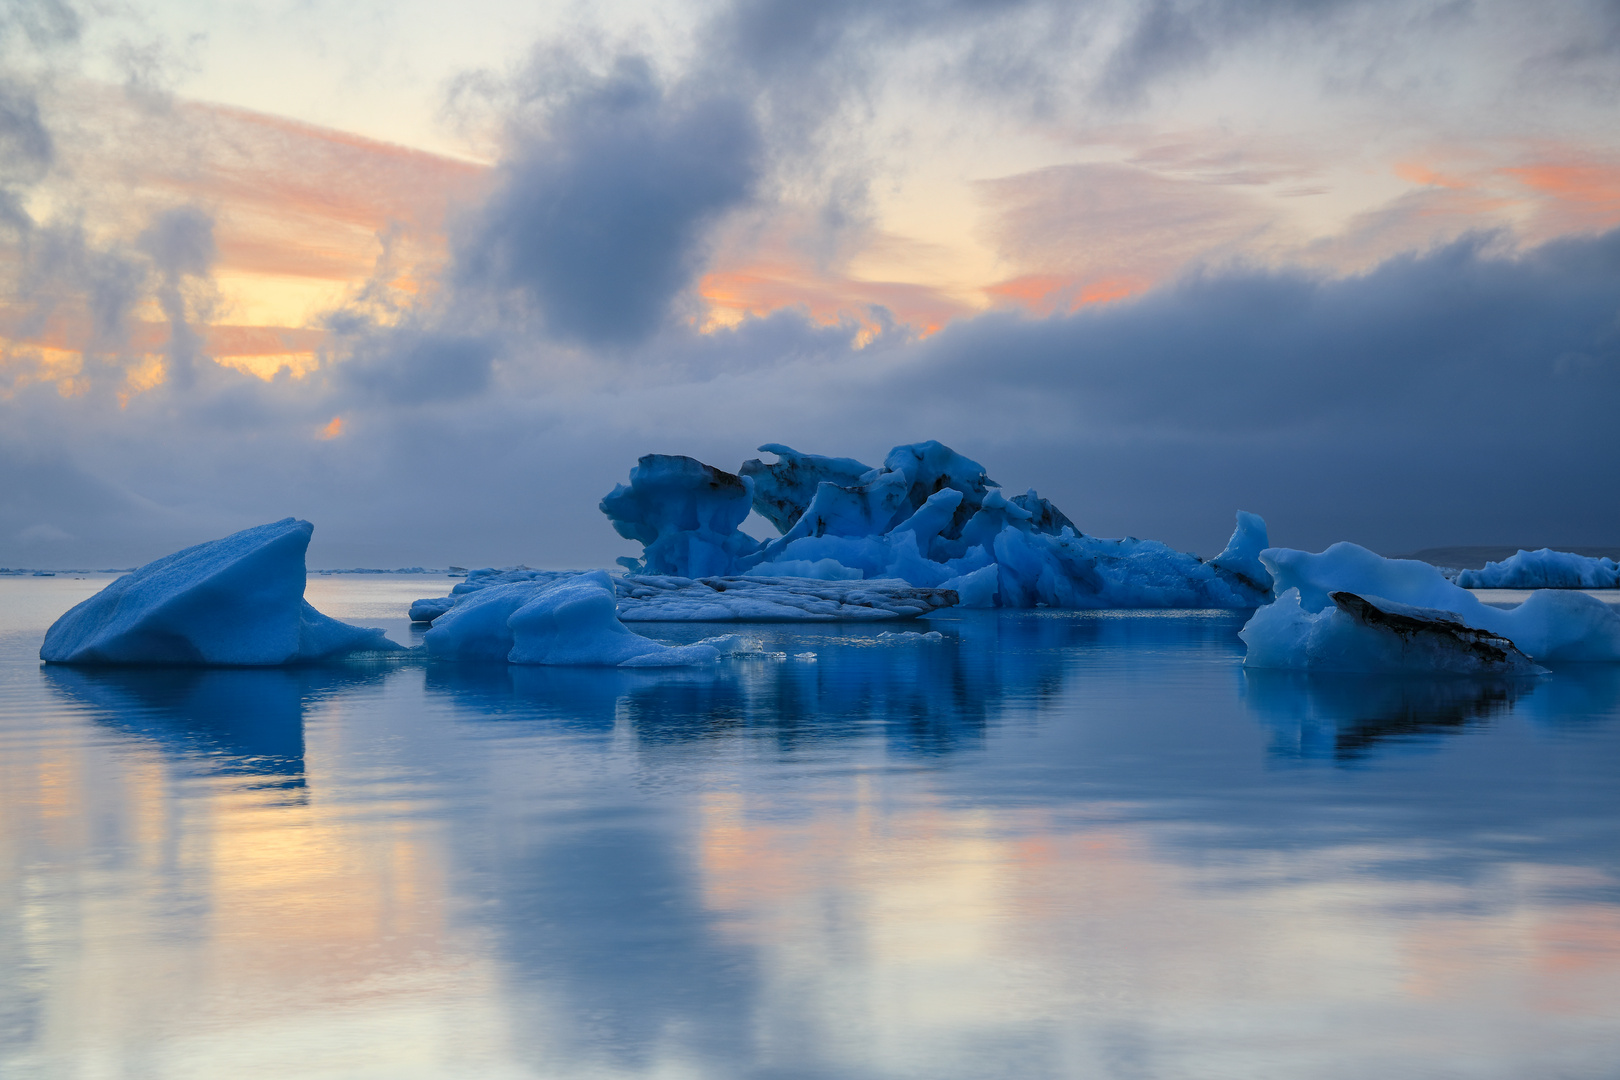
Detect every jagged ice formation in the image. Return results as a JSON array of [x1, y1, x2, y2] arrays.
[[599, 441, 1273, 610]]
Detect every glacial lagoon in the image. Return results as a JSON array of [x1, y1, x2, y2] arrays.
[[3, 575, 1619, 1078]]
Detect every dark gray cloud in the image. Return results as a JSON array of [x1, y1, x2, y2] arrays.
[[5, 224, 1617, 568], [457, 55, 761, 346], [336, 323, 499, 406]]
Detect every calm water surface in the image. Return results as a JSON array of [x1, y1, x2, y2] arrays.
[[3, 576, 1619, 1079]]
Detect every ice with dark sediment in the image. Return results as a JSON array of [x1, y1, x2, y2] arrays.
[[1242, 542, 1620, 670], [40, 519, 400, 666], [1241, 588, 1542, 675]]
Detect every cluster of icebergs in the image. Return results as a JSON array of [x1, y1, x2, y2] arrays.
[[598, 443, 1273, 609], [34, 440, 1620, 676]]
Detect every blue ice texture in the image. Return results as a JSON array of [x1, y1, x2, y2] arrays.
[[1241, 542, 1620, 671], [40, 518, 401, 666], [1456, 549, 1620, 589], [600, 441, 1273, 610], [423, 570, 747, 666]]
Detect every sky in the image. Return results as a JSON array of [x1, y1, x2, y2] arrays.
[[1, 0, 1618, 568]]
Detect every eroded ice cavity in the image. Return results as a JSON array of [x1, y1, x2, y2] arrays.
[[1456, 549, 1620, 589], [1241, 542, 1620, 670], [41, 519, 400, 666], [423, 571, 748, 665], [600, 441, 1272, 610]]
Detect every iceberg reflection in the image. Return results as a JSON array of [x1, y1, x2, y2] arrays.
[[1243, 670, 1539, 763], [41, 663, 395, 786]]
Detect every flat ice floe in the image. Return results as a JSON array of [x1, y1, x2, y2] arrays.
[[411, 570, 955, 626], [614, 574, 957, 622], [1242, 542, 1620, 670], [41, 519, 400, 666]]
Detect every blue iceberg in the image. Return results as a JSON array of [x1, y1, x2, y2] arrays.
[[1241, 542, 1620, 670], [1456, 549, 1620, 589], [423, 571, 747, 666], [41, 519, 401, 666], [600, 441, 1273, 610]]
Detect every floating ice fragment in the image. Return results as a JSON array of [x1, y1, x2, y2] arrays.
[[1456, 549, 1620, 589], [1244, 542, 1620, 666], [876, 630, 946, 642], [1241, 588, 1541, 674], [424, 571, 746, 667], [40, 519, 400, 666]]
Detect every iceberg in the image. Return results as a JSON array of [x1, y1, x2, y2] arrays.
[[41, 518, 401, 666], [600, 455, 762, 576], [1242, 542, 1620, 668], [602, 440, 1273, 610], [410, 566, 574, 623], [1455, 549, 1620, 589], [1240, 589, 1541, 675], [423, 571, 746, 666]]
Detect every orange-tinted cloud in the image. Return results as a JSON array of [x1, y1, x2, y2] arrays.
[[1504, 160, 1620, 232], [1394, 162, 1472, 190], [699, 262, 970, 339]]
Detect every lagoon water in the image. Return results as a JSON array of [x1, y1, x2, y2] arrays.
[[3, 575, 1619, 1078]]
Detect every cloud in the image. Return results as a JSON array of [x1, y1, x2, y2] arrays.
[[5, 0, 1620, 572], [4, 222, 1617, 569], [456, 54, 762, 346]]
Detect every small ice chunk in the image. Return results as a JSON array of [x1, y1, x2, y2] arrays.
[[40, 518, 399, 666], [508, 572, 724, 667], [877, 630, 945, 642], [1241, 588, 1541, 675], [1257, 541, 1620, 663], [423, 581, 549, 660], [409, 596, 456, 623], [1456, 549, 1620, 589]]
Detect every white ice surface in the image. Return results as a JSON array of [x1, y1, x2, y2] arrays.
[[40, 518, 399, 665], [423, 571, 747, 666], [1456, 548, 1620, 589], [1240, 588, 1542, 674], [1247, 543, 1620, 666]]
